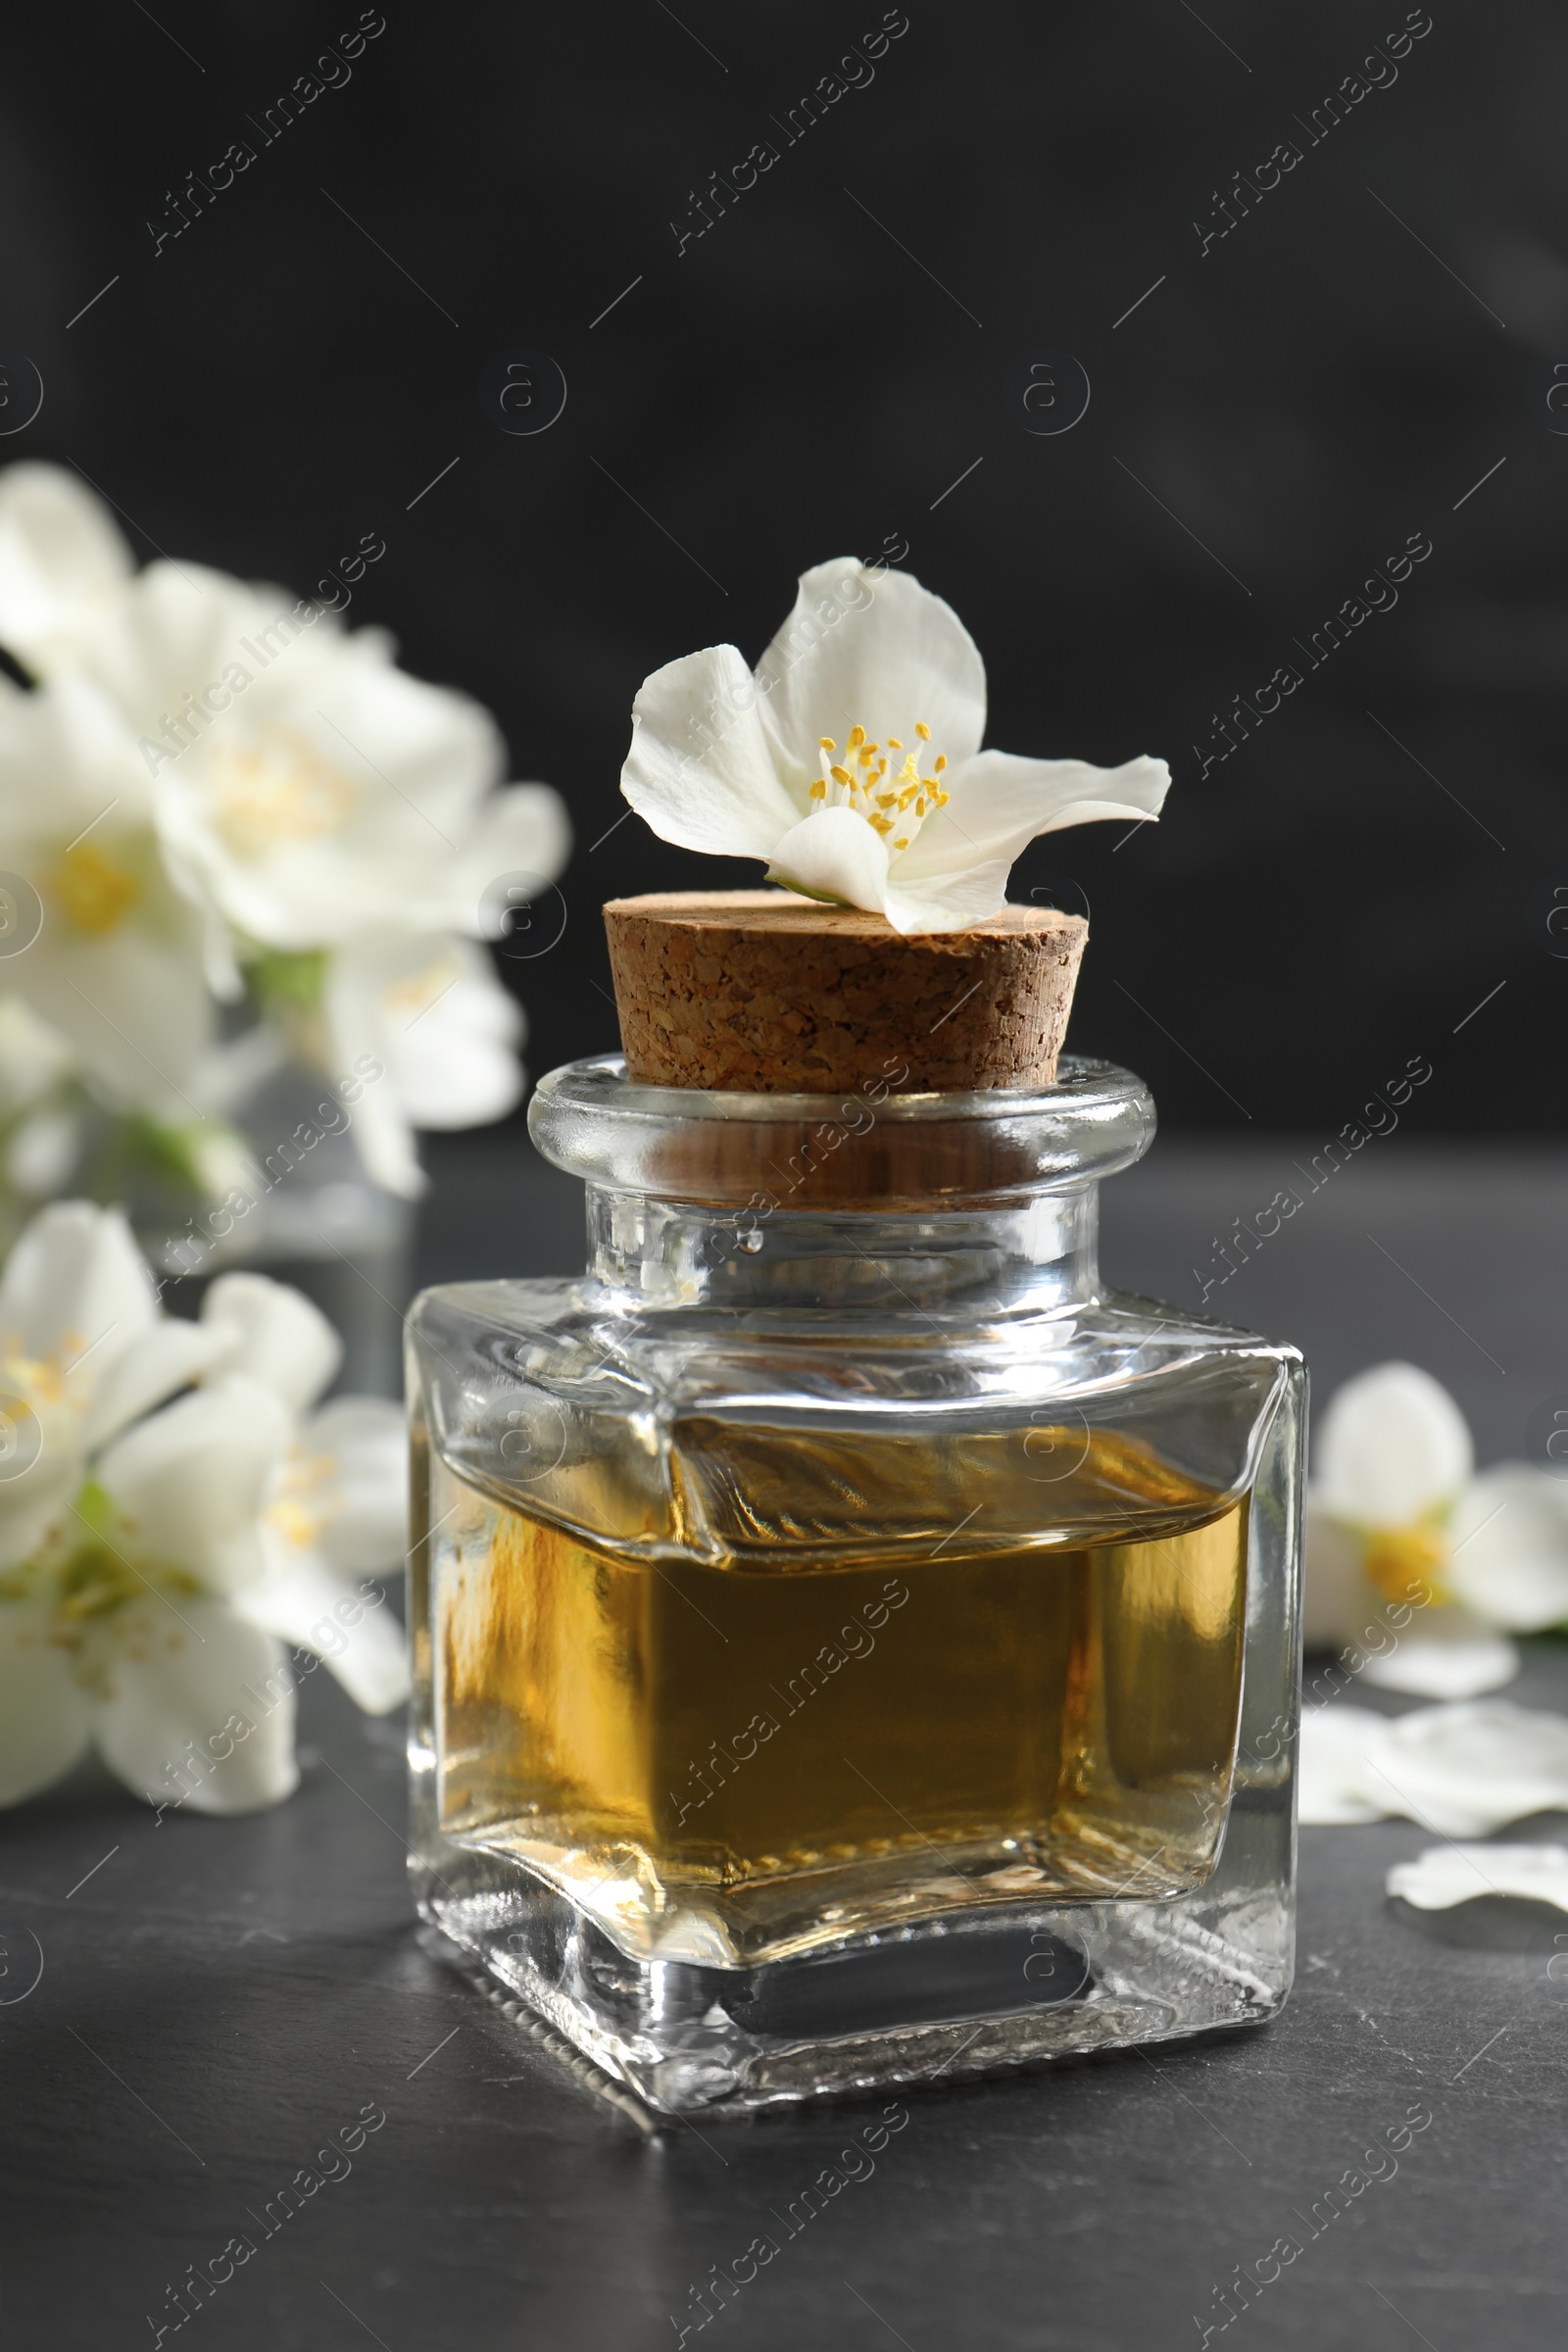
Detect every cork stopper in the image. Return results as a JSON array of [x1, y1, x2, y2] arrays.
[[603, 891, 1087, 1094]]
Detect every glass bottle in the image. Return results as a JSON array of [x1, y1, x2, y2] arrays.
[[407, 1054, 1303, 2115]]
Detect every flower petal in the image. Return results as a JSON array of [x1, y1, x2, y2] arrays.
[[1314, 1361, 1473, 1526], [755, 561, 986, 794], [237, 1551, 408, 1713], [621, 644, 800, 856], [95, 1373, 290, 1596], [80, 1318, 229, 1452], [0, 1201, 156, 1384], [1446, 1467, 1568, 1632], [373, 938, 522, 1128], [453, 785, 572, 936], [1297, 1704, 1393, 1825], [91, 1596, 298, 1813], [877, 752, 1169, 935], [900, 750, 1169, 883], [295, 1396, 408, 1574], [319, 934, 524, 1197], [0, 1598, 93, 1805], [18, 925, 218, 1120], [1388, 1842, 1568, 1913], [0, 1472, 78, 1574], [1301, 1501, 1369, 1649], [1372, 1699, 1568, 1835], [200, 1272, 342, 1415], [0, 460, 133, 672], [1299, 1697, 1568, 1831], [765, 806, 892, 915]]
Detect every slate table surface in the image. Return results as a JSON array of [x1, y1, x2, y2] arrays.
[[6, 1130, 1566, 2351]]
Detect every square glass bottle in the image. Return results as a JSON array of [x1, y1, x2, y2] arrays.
[[407, 1052, 1304, 2115]]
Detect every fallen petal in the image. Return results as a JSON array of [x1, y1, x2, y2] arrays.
[[1387, 1842, 1568, 1913], [1297, 1704, 1394, 1824], [1357, 1609, 1519, 1699]]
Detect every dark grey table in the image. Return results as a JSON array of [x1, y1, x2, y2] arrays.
[[6, 1131, 1566, 2351]]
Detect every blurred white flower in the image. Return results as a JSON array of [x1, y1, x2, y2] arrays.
[[0, 1201, 407, 1815], [621, 556, 1170, 935], [1304, 1361, 1568, 1699], [0, 461, 571, 1198], [73, 555, 569, 964]]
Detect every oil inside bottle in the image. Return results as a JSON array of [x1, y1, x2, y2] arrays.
[[421, 1423, 1249, 1965]]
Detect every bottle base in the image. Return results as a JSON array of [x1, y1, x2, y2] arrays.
[[412, 1847, 1289, 2118]]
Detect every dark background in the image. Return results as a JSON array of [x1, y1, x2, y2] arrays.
[[5, 0, 1565, 1132]]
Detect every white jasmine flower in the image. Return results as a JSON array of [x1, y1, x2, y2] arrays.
[[1303, 1362, 1568, 1698], [1387, 1842, 1568, 1914], [0, 460, 572, 1188], [0, 1203, 408, 1814], [1298, 1700, 1568, 1836], [97, 564, 568, 964], [620, 556, 1170, 934]]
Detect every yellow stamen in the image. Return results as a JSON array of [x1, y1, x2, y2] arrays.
[[48, 845, 140, 937], [808, 714, 950, 857], [1363, 1524, 1450, 1610], [819, 736, 836, 753]]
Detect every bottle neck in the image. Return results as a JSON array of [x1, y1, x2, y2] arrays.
[[583, 1183, 1101, 1316]]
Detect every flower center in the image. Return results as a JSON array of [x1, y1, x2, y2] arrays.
[[47, 845, 140, 936], [808, 720, 951, 854], [212, 726, 361, 858], [1, 1323, 88, 1408], [1361, 1521, 1450, 1610]]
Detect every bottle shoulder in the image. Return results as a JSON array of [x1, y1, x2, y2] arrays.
[[410, 1277, 1300, 1540], [410, 1274, 1298, 1383]]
